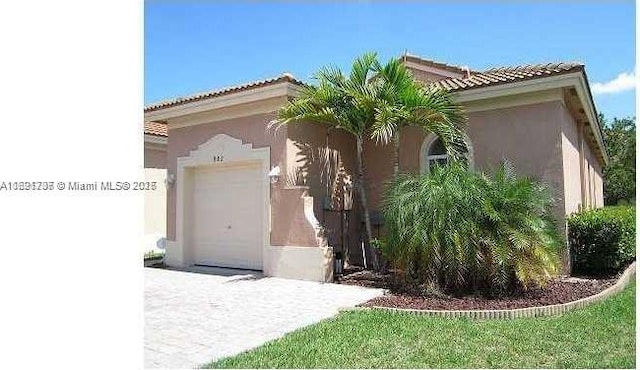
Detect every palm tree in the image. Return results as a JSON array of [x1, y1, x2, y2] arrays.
[[477, 161, 561, 290], [269, 53, 382, 267], [382, 162, 561, 294], [371, 58, 469, 176]]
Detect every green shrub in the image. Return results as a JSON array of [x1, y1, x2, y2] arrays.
[[568, 206, 635, 275], [382, 162, 561, 295]]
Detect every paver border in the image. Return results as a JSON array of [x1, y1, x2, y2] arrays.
[[345, 261, 635, 320]]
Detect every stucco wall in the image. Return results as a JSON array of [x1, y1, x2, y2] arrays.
[[285, 123, 356, 209], [470, 102, 562, 180], [284, 122, 364, 261], [161, 90, 604, 270], [144, 144, 167, 169], [559, 103, 605, 213], [594, 161, 604, 207], [584, 139, 605, 208], [362, 138, 395, 213], [166, 111, 316, 248], [395, 100, 572, 270], [144, 168, 167, 254], [561, 107, 584, 215], [345, 101, 567, 263], [143, 141, 167, 255], [467, 102, 566, 221], [392, 101, 567, 222], [167, 112, 280, 241]]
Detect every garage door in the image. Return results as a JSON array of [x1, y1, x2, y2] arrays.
[[191, 162, 263, 270]]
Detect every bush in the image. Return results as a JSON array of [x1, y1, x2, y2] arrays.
[[382, 162, 561, 295], [568, 206, 635, 275]]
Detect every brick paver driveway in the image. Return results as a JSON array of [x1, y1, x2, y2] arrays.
[[144, 267, 384, 368]]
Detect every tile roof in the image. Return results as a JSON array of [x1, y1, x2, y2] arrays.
[[402, 54, 475, 75], [144, 121, 167, 137], [429, 62, 584, 92], [144, 73, 303, 113], [143, 57, 604, 164], [144, 61, 585, 114]]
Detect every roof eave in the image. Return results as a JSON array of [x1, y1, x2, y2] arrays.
[[452, 70, 583, 102], [144, 133, 167, 145], [449, 70, 608, 166], [144, 74, 304, 113], [578, 69, 609, 165], [144, 80, 303, 122]]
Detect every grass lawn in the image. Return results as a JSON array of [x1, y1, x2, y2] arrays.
[[208, 283, 636, 369]]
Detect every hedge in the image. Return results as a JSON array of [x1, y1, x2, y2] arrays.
[[568, 206, 635, 275]]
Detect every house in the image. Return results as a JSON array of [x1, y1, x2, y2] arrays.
[[144, 121, 168, 256], [143, 55, 607, 282]]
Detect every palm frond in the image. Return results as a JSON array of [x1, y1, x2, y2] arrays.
[[349, 52, 378, 90], [370, 60, 469, 164]]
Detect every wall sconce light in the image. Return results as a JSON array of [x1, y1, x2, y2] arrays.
[[165, 173, 176, 188], [267, 166, 281, 184]]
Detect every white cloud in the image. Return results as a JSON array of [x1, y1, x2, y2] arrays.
[[592, 70, 636, 95]]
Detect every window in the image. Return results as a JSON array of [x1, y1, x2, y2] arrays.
[[420, 134, 473, 174], [426, 138, 449, 171]]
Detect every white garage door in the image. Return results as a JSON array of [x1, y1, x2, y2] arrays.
[[191, 162, 263, 270]]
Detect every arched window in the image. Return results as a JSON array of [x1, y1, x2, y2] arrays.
[[421, 134, 474, 174], [425, 137, 448, 171]]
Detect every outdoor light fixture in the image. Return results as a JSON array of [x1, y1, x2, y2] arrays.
[[165, 173, 176, 188], [267, 166, 281, 184]]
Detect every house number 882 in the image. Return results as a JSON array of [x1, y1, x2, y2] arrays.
[[212, 155, 224, 163]]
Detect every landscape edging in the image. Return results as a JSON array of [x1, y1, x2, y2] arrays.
[[349, 262, 636, 320]]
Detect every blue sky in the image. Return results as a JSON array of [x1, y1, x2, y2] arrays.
[[145, 2, 635, 119]]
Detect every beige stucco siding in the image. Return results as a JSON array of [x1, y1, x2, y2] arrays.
[[584, 139, 604, 207], [594, 164, 604, 207], [586, 138, 594, 207], [594, 147, 604, 207], [166, 112, 283, 241], [157, 82, 606, 273], [351, 100, 570, 264], [285, 122, 363, 260], [285, 123, 356, 209], [361, 101, 568, 221], [362, 138, 394, 212], [560, 106, 584, 215], [558, 104, 605, 212], [144, 145, 167, 169], [465, 102, 566, 220], [144, 168, 167, 252], [166, 111, 324, 251], [143, 141, 167, 255]]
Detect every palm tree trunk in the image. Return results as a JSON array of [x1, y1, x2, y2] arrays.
[[393, 131, 400, 177], [379, 131, 401, 275], [355, 136, 377, 270]]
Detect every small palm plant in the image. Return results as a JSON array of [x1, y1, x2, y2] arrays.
[[477, 162, 561, 290], [382, 161, 561, 294], [382, 163, 486, 291]]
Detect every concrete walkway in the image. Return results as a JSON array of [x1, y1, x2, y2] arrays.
[[144, 267, 384, 368]]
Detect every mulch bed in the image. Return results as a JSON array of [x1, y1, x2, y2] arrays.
[[337, 267, 619, 311]]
